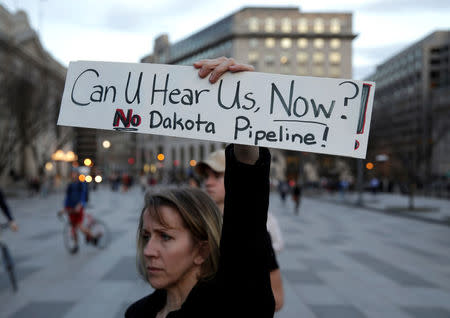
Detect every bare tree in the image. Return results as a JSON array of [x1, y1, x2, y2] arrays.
[[0, 61, 69, 179]]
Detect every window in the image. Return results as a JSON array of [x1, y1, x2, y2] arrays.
[[265, 17, 276, 32], [281, 65, 291, 74], [280, 54, 290, 65], [329, 52, 341, 64], [249, 38, 259, 48], [330, 38, 341, 49], [265, 55, 275, 65], [249, 17, 259, 31], [313, 52, 324, 63], [297, 18, 308, 33], [296, 52, 308, 64], [281, 18, 291, 32], [297, 38, 308, 48], [180, 148, 185, 165], [313, 66, 324, 76], [330, 66, 341, 77], [265, 38, 276, 48], [281, 38, 292, 49], [330, 18, 341, 33], [314, 38, 325, 49], [248, 52, 259, 63], [314, 18, 324, 33], [298, 66, 308, 75]]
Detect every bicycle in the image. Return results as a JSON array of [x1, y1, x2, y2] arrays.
[[57, 209, 110, 254], [0, 223, 18, 292]]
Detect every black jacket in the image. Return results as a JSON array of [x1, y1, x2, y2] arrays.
[[125, 145, 275, 318]]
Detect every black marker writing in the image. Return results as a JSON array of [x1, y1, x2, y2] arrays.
[[125, 72, 143, 104], [151, 74, 210, 106], [71, 68, 117, 106], [270, 80, 335, 119], [234, 116, 317, 146], [149, 110, 215, 133], [217, 80, 256, 111]]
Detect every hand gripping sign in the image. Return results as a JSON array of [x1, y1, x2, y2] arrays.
[[58, 61, 375, 159]]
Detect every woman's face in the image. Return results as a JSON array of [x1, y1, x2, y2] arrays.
[[141, 206, 204, 290]]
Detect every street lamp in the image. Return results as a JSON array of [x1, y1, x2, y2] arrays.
[[102, 140, 111, 149], [84, 158, 93, 167], [45, 162, 54, 171], [51, 149, 65, 161]]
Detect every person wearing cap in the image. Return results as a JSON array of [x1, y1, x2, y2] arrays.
[[196, 149, 285, 311]]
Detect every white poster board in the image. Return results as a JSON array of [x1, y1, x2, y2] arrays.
[[58, 61, 376, 158]]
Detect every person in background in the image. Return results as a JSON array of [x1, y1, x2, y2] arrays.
[[139, 172, 147, 193], [196, 149, 285, 311], [187, 175, 201, 188], [58, 170, 96, 254], [278, 180, 289, 205], [292, 183, 302, 215], [0, 187, 18, 231]]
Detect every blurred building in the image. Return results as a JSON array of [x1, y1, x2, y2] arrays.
[[141, 6, 356, 183], [0, 5, 71, 186], [367, 31, 450, 189]]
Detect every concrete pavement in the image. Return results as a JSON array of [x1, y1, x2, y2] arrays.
[[1, 186, 449, 318], [315, 191, 450, 226]]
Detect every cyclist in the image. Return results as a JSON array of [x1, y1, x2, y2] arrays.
[[0, 187, 18, 232], [59, 170, 97, 253]]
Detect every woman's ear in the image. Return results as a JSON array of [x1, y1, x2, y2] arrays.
[[194, 241, 210, 265]]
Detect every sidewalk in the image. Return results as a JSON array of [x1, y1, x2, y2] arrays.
[[313, 191, 450, 226]]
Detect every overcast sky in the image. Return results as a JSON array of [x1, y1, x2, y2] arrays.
[[3, 0, 450, 79]]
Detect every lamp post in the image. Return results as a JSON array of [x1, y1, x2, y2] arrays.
[[51, 149, 78, 179], [356, 159, 364, 206], [101, 139, 111, 179]]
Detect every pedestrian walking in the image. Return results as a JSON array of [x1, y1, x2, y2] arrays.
[[0, 187, 18, 231], [195, 149, 284, 311], [126, 57, 275, 318], [292, 183, 302, 215], [278, 180, 289, 205], [370, 177, 380, 195]]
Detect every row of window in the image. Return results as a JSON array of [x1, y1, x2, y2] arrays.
[[248, 56, 342, 77], [248, 17, 342, 34], [248, 52, 342, 65], [163, 142, 224, 165], [178, 40, 233, 65], [250, 37, 342, 50]]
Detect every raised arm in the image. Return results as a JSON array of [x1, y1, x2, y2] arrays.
[[194, 57, 275, 317], [194, 57, 259, 165]]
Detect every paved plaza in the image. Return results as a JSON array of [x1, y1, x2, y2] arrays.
[[1, 186, 449, 318]]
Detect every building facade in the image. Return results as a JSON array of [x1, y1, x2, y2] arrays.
[[0, 5, 71, 186], [141, 6, 356, 182], [367, 31, 450, 189]]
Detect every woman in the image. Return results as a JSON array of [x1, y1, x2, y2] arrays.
[[126, 57, 275, 318]]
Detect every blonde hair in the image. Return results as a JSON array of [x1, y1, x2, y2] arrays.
[[136, 187, 222, 282]]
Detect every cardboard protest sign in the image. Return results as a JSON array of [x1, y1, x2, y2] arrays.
[[58, 61, 375, 158]]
